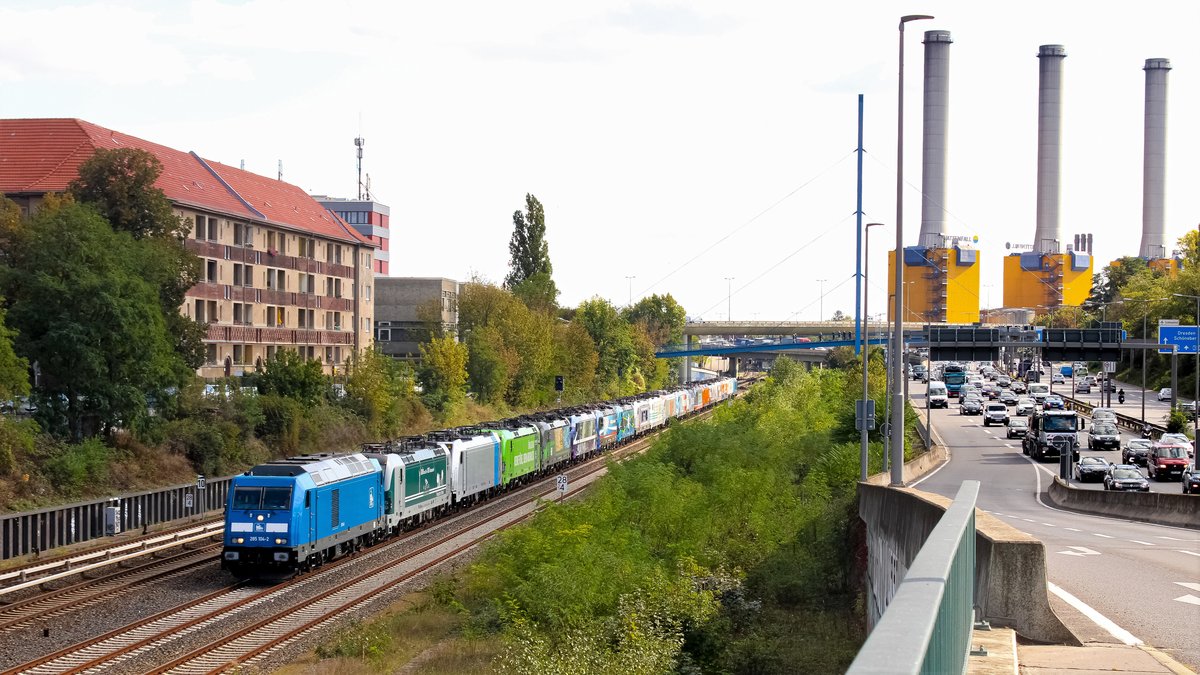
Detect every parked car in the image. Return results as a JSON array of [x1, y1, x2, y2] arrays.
[[1087, 422, 1121, 451], [1123, 438, 1154, 466], [1074, 381, 1091, 394], [1183, 464, 1200, 495], [1073, 456, 1111, 483], [983, 403, 1009, 426], [1104, 465, 1150, 492], [1006, 417, 1029, 439], [1044, 395, 1065, 409], [999, 390, 1019, 406], [1157, 388, 1173, 401], [960, 396, 983, 416], [1147, 443, 1190, 481], [1015, 398, 1036, 416]]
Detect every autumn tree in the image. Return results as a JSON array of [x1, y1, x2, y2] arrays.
[[623, 294, 687, 347], [505, 194, 558, 311], [419, 334, 469, 417]]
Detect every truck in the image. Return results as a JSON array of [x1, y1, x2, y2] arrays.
[[943, 364, 967, 398], [1022, 409, 1080, 462]]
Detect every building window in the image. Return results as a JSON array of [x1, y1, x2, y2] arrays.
[[244, 265, 254, 288], [366, 285, 371, 301], [234, 223, 254, 247], [205, 259, 218, 283], [267, 230, 277, 254], [325, 346, 333, 364], [233, 303, 254, 325], [266, 345, 277, 361], [332, 311, 342, 331], [194, 215, 206, 240], [297, 237, 315, 259], [233, 344, 244, 365], [335, 346, 342, 364], [335, 278, 342, 298], [206, 344, 218, 365], [266, 306, 285, 327], [379, 328, 390, 341]]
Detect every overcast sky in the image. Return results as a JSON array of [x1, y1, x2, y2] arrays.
[[2, 0, 1197, 322]]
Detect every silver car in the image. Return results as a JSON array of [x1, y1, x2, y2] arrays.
[[1015, 398, 1036, 416]]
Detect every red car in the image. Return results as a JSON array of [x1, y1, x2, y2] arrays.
[[1147, 443, 1190, 481]]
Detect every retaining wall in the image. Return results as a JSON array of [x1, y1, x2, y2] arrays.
[[1047, 477, 1199, 530], [859, 483, 1079, 645]]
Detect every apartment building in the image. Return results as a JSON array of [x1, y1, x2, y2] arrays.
[[375, 278, 459, 359], [0, 118, 377, 379], [312, 196, 390, 275]]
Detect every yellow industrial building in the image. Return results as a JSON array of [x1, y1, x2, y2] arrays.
[[1001, 252, 1093, 310], [887, 245, 980, 324]]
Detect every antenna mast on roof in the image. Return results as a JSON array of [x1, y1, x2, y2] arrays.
[[364, 173, 372, 201], [277, 160, 283, 181], [355, 136, 366, 200]]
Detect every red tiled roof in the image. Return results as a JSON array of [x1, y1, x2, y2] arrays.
[[0, 118, 373, 247]]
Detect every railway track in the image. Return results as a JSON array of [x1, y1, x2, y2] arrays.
[[0, 544, 219, 635], [2, 394, 743, 674]]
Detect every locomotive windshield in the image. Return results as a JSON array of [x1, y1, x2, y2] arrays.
[[232, 487, 262, 509], [262, 487, 293, 509]]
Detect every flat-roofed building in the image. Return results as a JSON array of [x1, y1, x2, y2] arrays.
[[0, 118, 378, 378], [312, 196, 390, 276], [375, 277, 458, 359]]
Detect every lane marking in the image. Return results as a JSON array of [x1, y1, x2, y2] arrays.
[[1065, 527, 1081, 532], [1175, 595, 1200, 607], [1041, 523, 1056, 527], [1175, 582, 1200, 592], [1180, 550, 1200, 558], [1092, 533, 1115, 539], [1047, 582, 1142, 645], [1004, 443, 1015, 448], [1057, 546, 1101, 557], [1130, 540, 1156, 546], [1021, 518, 1036, 522]]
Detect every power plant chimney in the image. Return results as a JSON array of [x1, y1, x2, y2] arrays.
[[1033, 45, 1066, 255], [1139, 58, 1171, 259], [918, 30, 953, 249]]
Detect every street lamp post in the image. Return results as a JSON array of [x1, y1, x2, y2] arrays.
[[625, 276, 636, 307], [860, 223, 884, 480], [891, 14, 934, 486], [1172, 293, 1200, 440]]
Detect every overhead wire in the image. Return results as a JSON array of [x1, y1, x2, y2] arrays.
[[637, 150, 856, 298]]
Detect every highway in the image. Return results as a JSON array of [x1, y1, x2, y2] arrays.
[[907, 380, 1200, 670]]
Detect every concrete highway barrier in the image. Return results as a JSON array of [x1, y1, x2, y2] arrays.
[[1047, 477, 1199, 530], [859, 483, 1080, 645]]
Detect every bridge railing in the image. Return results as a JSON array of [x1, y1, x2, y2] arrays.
[[848, 480, 979, 675]]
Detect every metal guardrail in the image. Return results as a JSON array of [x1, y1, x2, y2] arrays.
[[849, 480, 979, 675], [1, 476, 232, 561], [1059, 394, 1169, 435]]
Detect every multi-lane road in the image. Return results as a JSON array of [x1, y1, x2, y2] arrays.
[[907, 379, 1199, 670]]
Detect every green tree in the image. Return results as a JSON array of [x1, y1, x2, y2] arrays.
[[466, 325, 518, 405], [256, 350, 327, 405], [419, 335, 469, 417], [1088, 256, 1149, 307], [68, 148, 205, 369], [1, 196, 183, 439], [67, 148, 189, 240], [0, 302, 29, 402], [575, 297, 638, 396], [344, 348, 423, 436], [622, 294, 687, 347], [505, 194, 558, 311]]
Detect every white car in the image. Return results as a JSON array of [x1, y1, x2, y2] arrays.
[[1158, 388, 1172, 401], [1051, 373, 1065, 384], [1015, 398, 1036, 416]]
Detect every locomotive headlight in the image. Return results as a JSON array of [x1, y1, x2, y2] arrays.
[[234, 537, 244, 544], [256, 514, 264, 521], [274, 537, 287, 545]]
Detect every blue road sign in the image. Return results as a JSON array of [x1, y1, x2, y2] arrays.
[[1158, 325, 1199, 354]]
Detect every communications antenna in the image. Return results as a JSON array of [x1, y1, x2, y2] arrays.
[[355, 136, 365, 199]]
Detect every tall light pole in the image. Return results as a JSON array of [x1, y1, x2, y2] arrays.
[[724, 277, 735, 322], [892, 13, 934, 487], [625, 276, 636, 306], [861, 223, 884, 480], [818, 279, 828, 322]]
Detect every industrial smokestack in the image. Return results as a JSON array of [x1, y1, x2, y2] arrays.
[[918, 30, 952, 249], [1034, 45, 1066, 255], [1139, 58, 1171, 259]]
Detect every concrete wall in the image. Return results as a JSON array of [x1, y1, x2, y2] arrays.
[[859, 483, 1079, 645], [1047, 477, 1199, 530]]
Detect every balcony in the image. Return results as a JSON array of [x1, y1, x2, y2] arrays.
[[206, 324, 353, 345]]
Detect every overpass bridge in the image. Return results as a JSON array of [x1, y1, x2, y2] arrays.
[[683, 320, 929, 337]]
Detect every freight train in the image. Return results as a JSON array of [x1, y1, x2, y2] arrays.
[[221, 377, 737, 577]]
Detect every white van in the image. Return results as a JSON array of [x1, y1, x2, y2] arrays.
[[928, 381, 948, 409], [1028, 382, 1050, 403]]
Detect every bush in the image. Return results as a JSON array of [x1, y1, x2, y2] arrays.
[[0, 418, 37, 476], [257, 394, 303, 452], [1166, 409, 1188, 434], [43, 438, 110, 497]]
